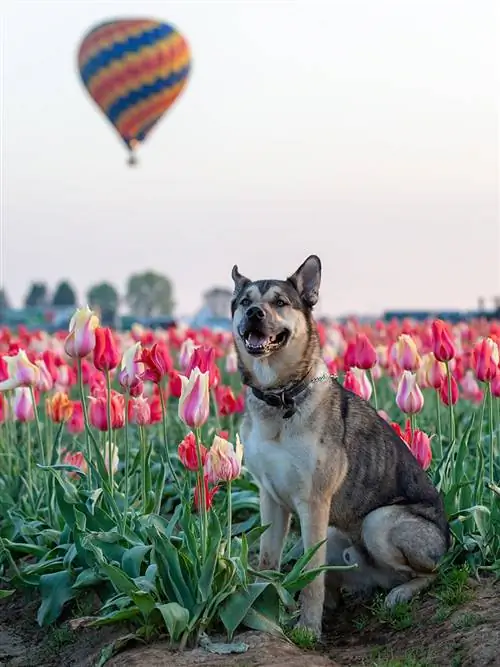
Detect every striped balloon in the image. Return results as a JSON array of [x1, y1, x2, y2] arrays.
[[77, 18, 192, 165]]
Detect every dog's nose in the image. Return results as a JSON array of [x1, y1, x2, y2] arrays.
[[246, 306, 265, 321]]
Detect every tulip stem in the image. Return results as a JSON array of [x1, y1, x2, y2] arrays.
[[77, 359, 92, 490], [226, 480, 232, 560], [473, 389, 488, 504], [26, 424, 34, 508], [139, 425, 147, 514], [487, 383, 495, 484], [435, 390, 443, 460], [195, 427, 207, 562], [29, 386, 52, 525], [122, 392, 130, 535], [210, 388, 222, 433], [105, 371, 114, 495], [158, 386, 180, 491], [445, 363, 456, 444], [368, 370, 378, 411]]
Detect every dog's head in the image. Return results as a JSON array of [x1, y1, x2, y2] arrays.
[[230, 255, 322, 386]]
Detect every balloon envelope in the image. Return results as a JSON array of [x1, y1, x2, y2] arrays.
[[77, 18, 191, 157]]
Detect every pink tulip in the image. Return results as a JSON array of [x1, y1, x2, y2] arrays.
[[396, 371, 424, 414], [178, 368, 210, 429], [13, 387, 35, 422]]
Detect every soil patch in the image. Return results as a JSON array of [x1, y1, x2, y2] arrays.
[[0, 577, 497, 667]]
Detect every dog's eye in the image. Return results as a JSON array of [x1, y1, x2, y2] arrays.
[[240, 297, 251, 307], [276, 299, 287, 307]]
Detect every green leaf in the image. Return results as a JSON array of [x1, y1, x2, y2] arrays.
[[89, 607, 140, 627], [150, 532, 195, 610], [72, 568, 106, 590], [242, 606, 285, 638], [156, 602, 190, 642], [122, 545, 151, 579], [0, 590, 15, 599], [219, 582, 269, 640], [37, 570, 75, 626], [281, 540, 326, 588], [130, 591, 156, 620], [3, 540, 47, 559], [99, 562, 138, 597]]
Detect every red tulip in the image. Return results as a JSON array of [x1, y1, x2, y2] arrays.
[[178, 431, 208, 471], [184, 346, 220, 389], [353, 333, 377, 370], [93, 328, 121, 372], [439, 375, 458, 406], [67, 401, 84, 434], [140, 342, 173, 383], [472, 338, 499, 383], [431, 320, 456, 362]]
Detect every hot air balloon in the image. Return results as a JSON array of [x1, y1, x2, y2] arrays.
[[77, 18, 192, 166]]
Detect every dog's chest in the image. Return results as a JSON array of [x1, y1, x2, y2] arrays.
[[242, 416, 317, 511]]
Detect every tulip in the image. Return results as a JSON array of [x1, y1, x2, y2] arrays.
[[0, 350, 40, 391], [140, 342, 173, 383], [184, 346, 220, 389], [169, 370, 183, 398], [0, 394, 8, 423], [178, 368, 210, 429], [491, 373, 500, 398], [64, 306, 100, 359], [343, 341, 357, 370], [396, 371, 424, 414], [178, 431, 208, 471], [376, 345, 389, 369], [61, 450, 88, 479], [439, 375, 458, 406], [67, 401, 84, 435], [128, 395, 151, 426], [422, 352, 447, 390], [93, 327, 121, 372], [352, 333, 377, 370], [225, 347, 239, 374], [214, 385, 239, 416], [351, 368, 372, 401], [179, 338, 196, 371], [343, 369, 362, 397], [431, 320, 456, 363], [194, 474, 219, 512], [473, 337, 499, 383], [46, 392, 74, 423], [410, 430, 432, 471], [89, 391, 125, 431], [391, 334, 421, 372], [205, 434, 244, 484], [13, 387, 35, 422], [119, 342, 144, 393], [35, 360, 54, 393], [104, 441, 119, 475], [460, 371, 483, 404]]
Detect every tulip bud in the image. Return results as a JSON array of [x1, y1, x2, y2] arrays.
[[46, 392, 74, 423], [473, 337, 499, 383], [93, 327, 121, 372], [431, 320, 456, 363], [128, 395, 151, 426], [13, 387, 35, 422], [64, 306, 100, 359], [178, 368, 210, 429], [353, 333, 377, 370], [395, 371, 424, 414], [391, 334, 421, 372]]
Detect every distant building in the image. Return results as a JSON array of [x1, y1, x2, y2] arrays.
[[191, 287, 233, 329]]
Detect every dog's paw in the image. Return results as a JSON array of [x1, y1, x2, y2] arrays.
[[295, 615, 322, 640], [384, 584, 414, 608]]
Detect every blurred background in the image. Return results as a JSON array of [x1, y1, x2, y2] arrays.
[[1, 0, 499, 331]]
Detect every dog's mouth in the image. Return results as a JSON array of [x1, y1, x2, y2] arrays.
[[240, 328, 290, 356]]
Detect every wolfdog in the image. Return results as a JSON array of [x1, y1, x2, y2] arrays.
[[230, 255, 450, 636]]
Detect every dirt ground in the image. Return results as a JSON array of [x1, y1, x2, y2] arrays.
[[0, 576, 497, 667]]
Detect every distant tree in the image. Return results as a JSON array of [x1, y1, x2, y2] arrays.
[[87, 282, 120, 325], [24, 282, 48, 308], [52, 281, 77, 308], [126, 271, 175, 318], [0, 288, 9, 323]]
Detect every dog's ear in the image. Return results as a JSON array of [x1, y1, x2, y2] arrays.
[[231, 265, 251, 294], [288, 255, 322, 307]]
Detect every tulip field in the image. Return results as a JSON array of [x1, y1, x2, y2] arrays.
[[0, 310, 499, 666]]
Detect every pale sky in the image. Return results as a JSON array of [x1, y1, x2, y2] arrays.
[[2, 0, 499, 318]]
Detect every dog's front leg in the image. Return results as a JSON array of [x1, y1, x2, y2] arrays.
[[295, 500, 330, 637], [258, 487, 291, 571]]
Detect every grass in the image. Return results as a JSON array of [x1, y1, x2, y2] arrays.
[[368, 648, 437, 667], [287, 625, 318, 650]]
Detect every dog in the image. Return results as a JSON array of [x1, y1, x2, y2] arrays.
[[230, 254, 451, 637]]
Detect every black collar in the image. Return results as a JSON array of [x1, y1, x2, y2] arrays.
[[250, 376, 311, 419]]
